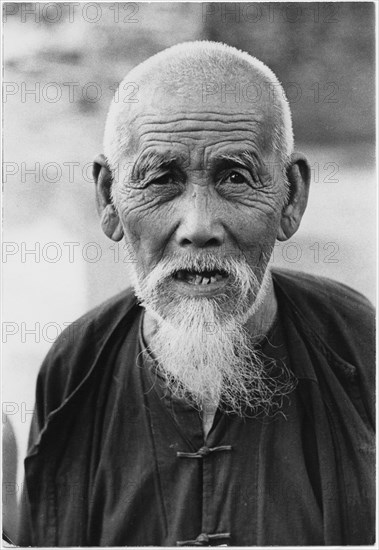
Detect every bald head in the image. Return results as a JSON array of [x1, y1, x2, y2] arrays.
[[103, 41, 294, 173]]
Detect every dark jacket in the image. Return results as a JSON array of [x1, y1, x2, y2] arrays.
[[17, 270, 375, 546]]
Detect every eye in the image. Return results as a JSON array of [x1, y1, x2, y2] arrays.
[[144, 172, 183, 198], [150, 173, 176, 186], [221, 170, 250, 186], [227, 171, 246, 184]]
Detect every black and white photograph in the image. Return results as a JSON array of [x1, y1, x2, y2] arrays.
[[2, 1, 376, 546]]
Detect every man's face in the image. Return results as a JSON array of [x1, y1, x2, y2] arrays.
[[113, 87, 287, 317]]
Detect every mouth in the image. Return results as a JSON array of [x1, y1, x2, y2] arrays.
[[173, 269, 229, 286]]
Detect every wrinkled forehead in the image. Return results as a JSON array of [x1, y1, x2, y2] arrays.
[[122, 78, 277, 159]]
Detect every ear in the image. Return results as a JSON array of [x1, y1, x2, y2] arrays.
[[92, 154, 124, 242], [277, 152, 311, 241]]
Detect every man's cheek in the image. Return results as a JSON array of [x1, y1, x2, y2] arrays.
[[118, 188, 159, 217], [118, 192, 162, 241], [230, 224, 277, 266], [126, 221, 172, 278]]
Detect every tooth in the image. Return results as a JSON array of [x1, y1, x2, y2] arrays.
[[202, 277, 210, 285], [210, 276, 216, 283], [195, 275, 203, 284]]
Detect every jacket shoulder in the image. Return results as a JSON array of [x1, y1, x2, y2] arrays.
[[272, 268, 374, 316], [35, 288, 138, 421], [272, 268, 375, 364]]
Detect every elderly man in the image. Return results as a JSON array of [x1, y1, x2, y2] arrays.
[[18, 41, 374, 546]]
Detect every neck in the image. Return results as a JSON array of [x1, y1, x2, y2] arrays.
[[244, 272, 278, 341], [142, 271, 278, 348]]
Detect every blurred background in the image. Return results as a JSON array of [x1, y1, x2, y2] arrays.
[[2, 1, 376, 507]]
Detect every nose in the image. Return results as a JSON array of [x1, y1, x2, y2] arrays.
[[175, 188, 225, 249]]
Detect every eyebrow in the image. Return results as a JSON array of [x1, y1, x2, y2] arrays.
[[211, 150, 262, 172], [136, 150, 179, 173], [130, 150, 183, 187], [127, 149, 269, 188]]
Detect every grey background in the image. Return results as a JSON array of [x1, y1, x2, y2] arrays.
[[3, 2, 376, 494]]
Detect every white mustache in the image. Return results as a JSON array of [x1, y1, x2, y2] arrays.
[[154, 253, 245, 275], [140, 252, 259, 299]]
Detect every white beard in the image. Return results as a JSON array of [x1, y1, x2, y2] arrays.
[[132, 252, 296, 416]]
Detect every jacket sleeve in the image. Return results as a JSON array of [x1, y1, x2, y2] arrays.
[[17, 418, 37, 545], [16, 361, 50, 546]]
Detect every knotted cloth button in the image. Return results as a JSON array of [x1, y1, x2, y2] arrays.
[[195, 533, 209, 545], [197, 446, 210, 457], [176, 532, 231, 546], [177, 445, 232, 459]]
